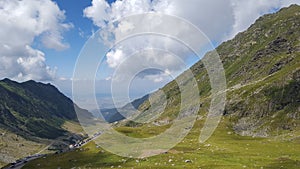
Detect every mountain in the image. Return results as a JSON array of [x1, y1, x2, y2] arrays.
[[93, 4, 300, 133], [0, 79, 92, 166], [98, 94, 149, 123], [130, 4, 300, 137], [0, 78, 91, 139], [22, 5, 300, 169]]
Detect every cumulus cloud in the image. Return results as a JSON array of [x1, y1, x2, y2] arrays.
[[103, 35, 192, 82], [84, 0, 300, 83], [0, 0, 72, 81], [84, 0, 229, 82], [84, 0, 152, 26], [84, 0, 110, 27], [84, 0, 233, 44], [227, 0, 300, 39], [106, 49, 126, 68]]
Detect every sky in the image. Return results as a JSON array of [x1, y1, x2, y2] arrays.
[[0, 0, 299, 110]]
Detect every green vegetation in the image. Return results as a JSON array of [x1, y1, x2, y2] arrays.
[[62, 121, 85, 134], [0, 79, 91, 167], [23, 119, 300, 169], [154, 4, 300, 137], [20, 4, 300, 169], [0, 78, 92, 139], [0, 79, 74, 139]]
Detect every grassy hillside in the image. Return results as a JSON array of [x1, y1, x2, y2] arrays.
[[131, 4, 300, 137], [0, 79, 91, 167], [0, 78, 92, 139], [23, 4, 300, 169]]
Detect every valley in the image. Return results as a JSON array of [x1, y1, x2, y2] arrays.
[[1, 3, 300, 169]]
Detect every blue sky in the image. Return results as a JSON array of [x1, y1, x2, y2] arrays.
[[33, 0, 119, 79], [33, 0, 299, 80], [39, 0, 96, 78], [0, 0, 299, 110]]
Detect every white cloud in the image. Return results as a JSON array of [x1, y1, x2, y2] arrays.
[[84, 0, 300, 83], [153, 77, 163, 83], [106, 49, 126, 68], [110, 0, 152, 19], [16, 46, 56, 81], [41, 31, 71, 51], [105, 76, 112, 81], [227, 0, 300, 39], [84, 0, 110, 27], [0, 0, 72, 81], [104, 36, 191, 82], [144, 70, 173, 83], [84, 0, 152, 27], [152, 0, 234, 41], [83, 0, 233, 83]]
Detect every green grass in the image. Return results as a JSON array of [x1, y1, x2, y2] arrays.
[[23, 118, 300, 169], [115, 124, 171, 138], [19, 5, 300, 169], [62, 121, 84, 134]]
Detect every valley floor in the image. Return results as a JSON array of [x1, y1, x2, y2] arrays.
[[22, 119, 300, 169]]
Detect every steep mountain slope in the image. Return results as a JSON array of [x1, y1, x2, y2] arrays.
[[0, 78, 90, 139], [0, 79, 92, 166], [131, 4, 300, 137], [23, 5, 300, 169], [212, 4, 300, 136]]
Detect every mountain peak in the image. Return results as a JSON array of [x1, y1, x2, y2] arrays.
[[0, 78, 85, 139], [1, 78, 18, 83]]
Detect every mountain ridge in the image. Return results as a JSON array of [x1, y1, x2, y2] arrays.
[[0, 78, 94, 166], [21, 4, 300, 169], [0, 78, 92, 139], [120, 4, 300, 137]]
